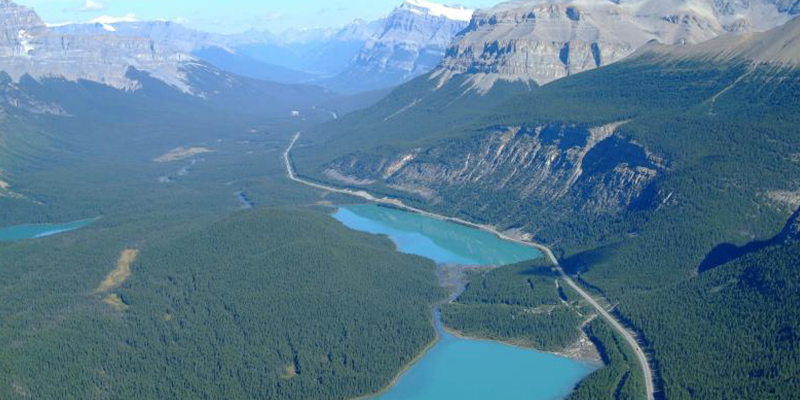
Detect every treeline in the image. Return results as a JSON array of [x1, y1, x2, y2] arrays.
[[0, 70, 454, 400], [0, 208, 445, 400], [304, 57, 800, 399], [567, 318, 646, 400], [440, 261, 584, 352], [617, 238, 800, 399]]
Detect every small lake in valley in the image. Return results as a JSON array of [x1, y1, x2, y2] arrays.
[[333, 205, 541, 266], [0, 218, 96, 242], [333, 205, 595, 400]]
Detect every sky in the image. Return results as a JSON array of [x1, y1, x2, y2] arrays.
[[18, 0, 499, 34]]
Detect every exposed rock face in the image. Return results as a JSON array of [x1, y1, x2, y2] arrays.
[[48, 1, 471, 91], [433, 0, 797, 92], [53, 20, 228, 54], [327, 121, 662, 216], [635, 15, 800, 67], [357, 2, 471, 75], [0, 0, 195, 92], [0, 0, 47, 57], [328, 19, 387, 43], [329, 1, 473, 92], [0, 72, 68, 115]]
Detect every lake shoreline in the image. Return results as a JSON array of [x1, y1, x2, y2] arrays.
[[327, 204, 602, 400], [441, 324, 603, 366], [286, 134, 652, 400], [0, 217, 100, 242], [348, 305, 443, 400]]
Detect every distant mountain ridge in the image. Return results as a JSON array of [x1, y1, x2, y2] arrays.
[[293, 17, 800, 398], [54, 18, 379, 84], [325, 1, 474, 92], [0, 0, 194, 92], [431, 0, 799, 93], [635, 14, 800, 67], [52, 20, 229, 53], [51, 1, 474, 92], [0, 0, 393, 133]]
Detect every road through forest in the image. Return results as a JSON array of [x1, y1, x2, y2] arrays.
[[284, 133, 655, 400]]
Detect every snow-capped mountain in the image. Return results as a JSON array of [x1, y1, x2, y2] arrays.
[[0, 0, 194, 92], [432, 0, 798, 93], [53, 19, 228, 53], [401, 0, 474, 20], [326, 0, 474, 92], [45, 1, 473, 92], [0, 0, 342, 111], [51, 15, 383, 84]]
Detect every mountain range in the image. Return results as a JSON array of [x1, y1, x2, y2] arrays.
[[52, 1, 474, 92], [321, 0, 474, 92], [11, 0, 800, 96], [0, 0, 398, 125], [0, 0, 192, 92], [432, 0, 799, 92]]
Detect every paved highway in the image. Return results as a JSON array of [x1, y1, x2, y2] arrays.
[[284, 133, 655, 400]]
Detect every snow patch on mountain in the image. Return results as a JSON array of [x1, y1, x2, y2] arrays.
[[401, 0, 474, 21], [0, 1, 196, 93], [89, 14, 138, 25], [320, 0, 474, 92]]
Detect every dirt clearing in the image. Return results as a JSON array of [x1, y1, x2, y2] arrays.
[[96, 249, 138, 293]]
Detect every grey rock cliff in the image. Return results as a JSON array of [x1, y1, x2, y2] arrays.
[[432, 0, 797, 92], [53, 20, 229, 54], [634, 14, 800, 67], [328, 1, 473, 92], [326, 121, 661, 216], [0, 0, 195, 92]]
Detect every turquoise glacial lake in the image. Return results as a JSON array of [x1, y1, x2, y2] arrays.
[[333, 205, 595, 400], [0, 218, 96, 242], [333, 205, 541, 265]]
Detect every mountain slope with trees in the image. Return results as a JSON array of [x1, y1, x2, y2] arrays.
[[295, 17, 800, 399]]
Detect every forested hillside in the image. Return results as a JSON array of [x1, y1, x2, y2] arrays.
[[441, 260, 584, 352], [0, 67, 444, 400], [4, 2, 800, 399], [292, 72, 533, 176], [0, 208, 444, 400], [617, 211, 800, 400], [293, 19, 800, 399], [566, 318, 646, 400]]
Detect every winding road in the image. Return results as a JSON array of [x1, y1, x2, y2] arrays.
[[284, 133, 655, 400]]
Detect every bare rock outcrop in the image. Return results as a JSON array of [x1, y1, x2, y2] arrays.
[[327, 121, 662, 216], [0, 0, 195, 92], [432, 0, 798, 92]]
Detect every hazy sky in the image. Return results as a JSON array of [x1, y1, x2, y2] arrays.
[[19, 0, 499, 34]]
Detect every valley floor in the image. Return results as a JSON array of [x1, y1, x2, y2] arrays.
[[285, 132, 655, 400]]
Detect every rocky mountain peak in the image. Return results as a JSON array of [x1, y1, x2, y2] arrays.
[[330, 18, 385, 42], [0, 0, 44, 27], [327, 0, 473, 92], [0, 0, 47, 57], [0, 0, 197, 93], [634, 15, 800, 67], [431, 0, 798, 93], [380, 1, 472, 46]]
